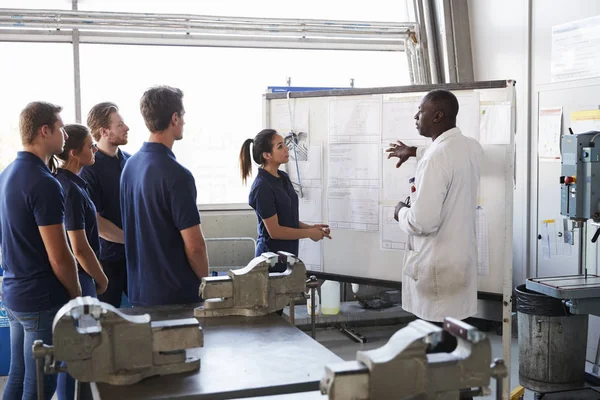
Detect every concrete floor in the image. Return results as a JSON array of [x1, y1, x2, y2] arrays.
[[0, 322, 594, 399]]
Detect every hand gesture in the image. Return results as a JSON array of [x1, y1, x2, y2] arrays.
[[385, 141, 417, 168]]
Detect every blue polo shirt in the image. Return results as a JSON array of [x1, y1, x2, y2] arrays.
[[55, 168, 100, 297], [249, 168, 300, 257], [0, 152, 70, 312], [79, 148, 130, 263], [120, 142, 202, 307]]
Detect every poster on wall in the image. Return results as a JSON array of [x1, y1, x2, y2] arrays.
[[551, 15, 600, 82]]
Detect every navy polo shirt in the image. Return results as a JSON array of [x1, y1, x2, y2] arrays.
[[120, 142, 202, 307], [0, 152, 70, 312], [249, 168, 300, 257], [55, 169, 100, 297], [79, 148, 130, 262]]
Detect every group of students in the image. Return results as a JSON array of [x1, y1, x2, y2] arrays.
[[0, 86, 482, 399], [0, 85, 332, 400]]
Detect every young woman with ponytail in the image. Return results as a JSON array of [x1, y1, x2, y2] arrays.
[[239, 129, 331, 272], [52, 124, 109, 400]]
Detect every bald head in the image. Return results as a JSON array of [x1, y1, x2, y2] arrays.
[[415, 89, 460, 140], [423, 89, 459, 120]]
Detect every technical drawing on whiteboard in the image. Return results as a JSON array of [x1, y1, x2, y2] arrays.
[[382, 96, 423, 143], [329, 143, 380, 188], [382, 158, 417, 203], [287, 145, 323, 189], [380, 205, 408, 251], [299, 236, 323, 272], [270, 100, 309, 135], [327, 187, 379, 231], [328, 98, 381, 143], [299, 187, 323, 225]]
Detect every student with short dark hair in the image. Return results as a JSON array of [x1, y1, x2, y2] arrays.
[[0, 102, 81, 400], [120, 86, 209, 307]]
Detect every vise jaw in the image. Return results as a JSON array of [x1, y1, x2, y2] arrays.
[[320, 318, 507, 400], [194, 252, 306, 317], [33, 296, 203, 385]]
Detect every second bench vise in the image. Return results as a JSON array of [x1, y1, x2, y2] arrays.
[[194, 252, 306, 317]]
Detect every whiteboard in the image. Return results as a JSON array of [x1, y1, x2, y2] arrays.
[[265, 82, 515, 294]]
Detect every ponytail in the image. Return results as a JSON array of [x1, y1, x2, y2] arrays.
[[239, 129, 279, 185], [48, 155, 60, 173], [239, 138, 254, 185]]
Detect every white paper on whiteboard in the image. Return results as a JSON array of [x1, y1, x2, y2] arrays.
[[329, 143, 379, 188], [299, 187, 323, 224], [380, 205, 408, 251], [327, 187, 379, 231], [328, 98, 381, 143], [382, 158, 417, 203], [287, 145, 323, 188], [382, 97, 422, 143], [456, 92, 481, 141], [480, 103, 512, 145], [271, 100, 310, 135], [298, 238, 322, 272]]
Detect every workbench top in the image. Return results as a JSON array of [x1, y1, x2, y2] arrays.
[[91, 304, 342, 400]]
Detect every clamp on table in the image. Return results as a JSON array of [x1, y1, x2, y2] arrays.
[[194, 252, 306, 317], [32, 297, 203, 388], [320, 317, 507, 400]]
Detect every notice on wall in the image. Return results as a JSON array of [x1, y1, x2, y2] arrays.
[[538, 107, 563, 159], [552, 15, 600, 82], [571, 110, 600, 134]]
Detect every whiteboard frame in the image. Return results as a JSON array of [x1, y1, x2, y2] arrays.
[[264, 80, 516, 399]]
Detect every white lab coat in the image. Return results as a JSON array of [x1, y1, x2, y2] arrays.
[[397, 127, 483, 322]]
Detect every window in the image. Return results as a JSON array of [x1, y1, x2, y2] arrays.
[[79, 44, 410, 204], [79, 0, 412, 22], [2, 0, 71, 9], [0, 43, 75, 171]]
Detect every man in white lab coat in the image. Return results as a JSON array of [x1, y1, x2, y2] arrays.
[[386, 89, 483, 324]]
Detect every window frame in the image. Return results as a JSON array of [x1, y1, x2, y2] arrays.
[[0, 2, 426, 210]]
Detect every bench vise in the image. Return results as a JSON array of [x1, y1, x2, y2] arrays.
[[194, 252, 306, 317], [32, 297, 203, 386], [320, 318, 507, 400]]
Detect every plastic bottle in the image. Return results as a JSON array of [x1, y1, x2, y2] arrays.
[[306, 288, 320, 315], [321, 280, 341, 315]]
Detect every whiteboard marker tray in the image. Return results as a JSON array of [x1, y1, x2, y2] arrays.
[[526, 275, 600, 299]]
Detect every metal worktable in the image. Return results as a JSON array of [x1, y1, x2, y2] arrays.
[[90, 304, 342, 400]]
